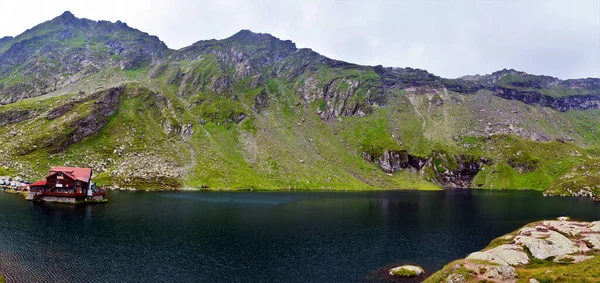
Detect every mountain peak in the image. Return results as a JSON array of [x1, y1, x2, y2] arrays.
[[57, 10, 76, 20], [52, 10, 81, 26], [228, 29, 274, 42], [232, 29, 255, 37], [60, 10, 75, 17], [226, 29, 297, 53]]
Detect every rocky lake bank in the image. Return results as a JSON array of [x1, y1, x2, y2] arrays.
[[423, 218, 600, 282]]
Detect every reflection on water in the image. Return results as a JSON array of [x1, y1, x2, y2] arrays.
[[158, 192, 302, 205], [0, 190, 598, 282]]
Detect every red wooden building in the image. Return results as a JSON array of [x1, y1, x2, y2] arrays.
[[29, 166, 106, 204]]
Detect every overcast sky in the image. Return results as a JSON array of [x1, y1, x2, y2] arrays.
[[1, 0, 599, 79]]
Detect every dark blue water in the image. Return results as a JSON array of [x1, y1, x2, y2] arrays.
[[0, 190, 598, 282]]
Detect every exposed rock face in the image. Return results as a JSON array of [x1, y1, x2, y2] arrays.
[[446, 274, 465, 283], [440, 261, 517, 283], [65, 87, 124, 146], [163, 121, 194, 139], [465, 244, 529, 266], [435, 159, 482, 188], [492, 88, 600, 111], [22, 86, 125, 154], [111, 152, 181, 189], [253, 88, 269, 111], [363, 150, 426, 173], [553, 254, 594, 263], [47, 102, 77, 120], [515, 228, 584, 260], [363, 150, 483, 187], [590, 221, 600, 232], [317, 77, 381, 120], [476, 265, 516, 282], [426, 218, 600, 283], [0, 109, 37, 126], [154, 30, 384, 123], [543, 220, 591, 236], [376, 67, 600, 112], [374, 65, 442, 89], [512, 219, 600, 260], [455, 69, 600, 111]]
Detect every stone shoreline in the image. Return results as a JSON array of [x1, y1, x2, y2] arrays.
[[424, 218, 600, 282]]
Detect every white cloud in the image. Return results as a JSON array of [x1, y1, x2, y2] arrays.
[[0, 0, 598, 79]]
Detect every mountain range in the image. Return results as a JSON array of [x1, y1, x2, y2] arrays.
[[0, 11, 599, 199]]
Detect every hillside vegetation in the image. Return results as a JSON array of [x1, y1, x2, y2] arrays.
[[0, 12, 599, 197]]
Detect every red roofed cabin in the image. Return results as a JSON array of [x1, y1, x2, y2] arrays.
[[28, 167, 106, 204]]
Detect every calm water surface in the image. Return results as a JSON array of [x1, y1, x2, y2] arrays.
[[0, 190, 599, 282]]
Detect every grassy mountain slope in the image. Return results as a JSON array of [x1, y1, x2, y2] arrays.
[[0, 11, 170, 104], [0, 12, 598, 196]]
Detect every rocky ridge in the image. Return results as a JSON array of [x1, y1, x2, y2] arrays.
[[378, 67, 600, 112], [0, 11, 170, 104], [0, 12, 598, 191]]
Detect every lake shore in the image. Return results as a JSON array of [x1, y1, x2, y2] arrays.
[[108, 185, 554, 195], [424, 218, 600, 282]]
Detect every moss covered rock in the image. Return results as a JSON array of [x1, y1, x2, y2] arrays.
[[389, 265, 424, 277]]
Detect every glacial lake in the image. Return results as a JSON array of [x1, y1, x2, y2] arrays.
[[0, 190, 599, 282]]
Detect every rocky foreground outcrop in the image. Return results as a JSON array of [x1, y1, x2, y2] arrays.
[[424, 218, 600, 283]]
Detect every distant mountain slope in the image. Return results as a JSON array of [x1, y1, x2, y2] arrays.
[[0, 11, 170, 104], [0, 12, 598, 199]]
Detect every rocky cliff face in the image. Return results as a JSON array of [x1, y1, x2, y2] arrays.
[[377, 67, 600, 112], [0, 109, 37, 126], [64, 87, 124, 147], [362, 150, 426, 173], [149, 29, 384, 123], [362, 150, 485, 188]]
